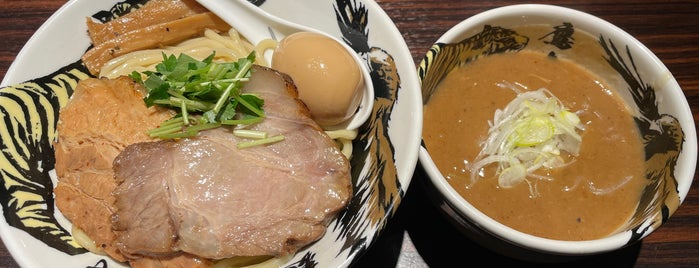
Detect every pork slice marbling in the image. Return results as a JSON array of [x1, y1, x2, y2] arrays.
[[112, 66, 353, 260]]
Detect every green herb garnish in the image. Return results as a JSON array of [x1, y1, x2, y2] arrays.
[[130, 52, 265, 139]]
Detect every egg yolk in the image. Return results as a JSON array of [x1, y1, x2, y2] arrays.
[[271, 32, 363, 127]]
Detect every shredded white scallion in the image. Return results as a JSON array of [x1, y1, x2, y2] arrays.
[[468, 82, 585, 196]]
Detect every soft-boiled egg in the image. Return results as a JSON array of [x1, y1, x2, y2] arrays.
[[271, 32, 364, 127]]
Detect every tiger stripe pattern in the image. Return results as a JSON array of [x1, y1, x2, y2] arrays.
[[0, 61, 92, 254], [418, 25, 529, 103]]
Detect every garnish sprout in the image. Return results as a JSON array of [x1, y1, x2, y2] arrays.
[[130, 52, 283, 147]]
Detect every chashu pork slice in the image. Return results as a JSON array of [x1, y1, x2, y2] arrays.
[[112, 66, 353, 260], [53, 76, 175, 262]]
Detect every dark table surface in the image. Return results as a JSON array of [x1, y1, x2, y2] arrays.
[[1, 0, 698, 267]]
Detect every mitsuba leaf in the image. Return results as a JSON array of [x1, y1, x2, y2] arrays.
[[131, 51, 262, 139], [129, 71, 143, 84], [143, 76, 170, 107], [202, 110, 218, 124], [219, 102, 238, 121], [156, 53, 179, 74], [238, 94, 264, 116]]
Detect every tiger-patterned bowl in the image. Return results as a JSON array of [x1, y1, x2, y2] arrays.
[[417, 4, 696, 261]]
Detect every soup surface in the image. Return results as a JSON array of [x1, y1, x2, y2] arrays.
[[423, 49, 647, 240]]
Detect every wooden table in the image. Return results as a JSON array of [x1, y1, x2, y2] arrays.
[[0, 0, 697, 267]]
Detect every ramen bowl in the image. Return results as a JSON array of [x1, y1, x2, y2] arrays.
[[417, 4, 696, 261], [0, 0, 423, 267]]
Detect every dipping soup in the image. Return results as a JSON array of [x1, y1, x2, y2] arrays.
[[422, 48, 647, 241]]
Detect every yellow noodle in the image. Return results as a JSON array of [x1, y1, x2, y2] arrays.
[[205, 28, 255, 56], [339, 138, 354, 159], [253, 39, 279, 66], [325, 129, 358, 140], [71, 225, 107, 256], [325, 129, 358, 159], [99, 28, 271, 78]]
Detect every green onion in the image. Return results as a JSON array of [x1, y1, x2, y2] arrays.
[[233, 129, 268, 139], [237, 135, 285, 149], [221, 117, 264, 126], [468, 84, 585, 196]]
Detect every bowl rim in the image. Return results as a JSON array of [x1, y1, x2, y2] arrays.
[[419, 3, 697, 256]]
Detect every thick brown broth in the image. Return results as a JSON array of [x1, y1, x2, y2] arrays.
[[423, 49, 647, 240]]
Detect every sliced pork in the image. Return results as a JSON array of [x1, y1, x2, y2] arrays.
[[53, 76, 175, 262], [112, 66, 352, 260]]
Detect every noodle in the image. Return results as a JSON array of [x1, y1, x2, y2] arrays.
[[326, 129, 358, 159], [99, 28, 274, 78], [72, 225, 107, 256]]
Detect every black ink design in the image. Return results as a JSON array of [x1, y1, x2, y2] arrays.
[[0, 0, 146, 257], [247, 0, 266, 6], [91, 0, 148, 22], [86, 259, 108, 268], [419, 25, 529, 102], [0, 61, 90, 255], [599, 36, 684, 243], [333, 0, 403, 261], [539, 22, 575, 49]]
